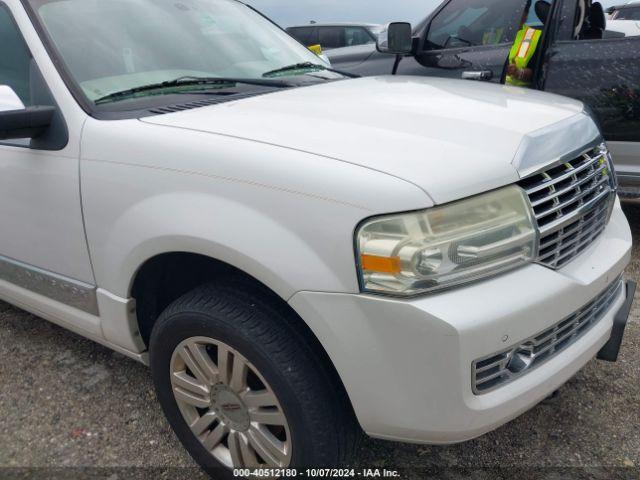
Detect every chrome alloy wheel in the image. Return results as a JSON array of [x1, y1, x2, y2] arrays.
[[170, 336, 292, 468]]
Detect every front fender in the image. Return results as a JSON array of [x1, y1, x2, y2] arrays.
[[80, 118, 430, 301], [109, 192, 354, 300]]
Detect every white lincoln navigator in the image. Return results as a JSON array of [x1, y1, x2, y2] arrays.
[[0, 0, 634, 474]]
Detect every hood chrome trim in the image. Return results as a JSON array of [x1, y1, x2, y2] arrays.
[[512, 113, 602, 179]]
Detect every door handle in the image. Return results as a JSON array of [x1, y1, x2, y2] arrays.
[[461, 70, 493, 80]]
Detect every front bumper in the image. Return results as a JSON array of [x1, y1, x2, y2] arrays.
[[597, 280, 636, 362], [289, 199, 632, 444]]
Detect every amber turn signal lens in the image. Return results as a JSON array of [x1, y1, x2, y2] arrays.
[[360, 254, 401, 274]]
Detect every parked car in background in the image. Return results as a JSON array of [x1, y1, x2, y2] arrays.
[[286, 23, 383, 50], [607, 18, 640, 35], [1, 0, 635, 474], [606, 2, 640, 35], [607, 1, 640, 19], [327, 0, 640, 198]]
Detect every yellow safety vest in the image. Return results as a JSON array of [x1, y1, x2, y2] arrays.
[[506, 26, 542, 87], [482, 27, 505, 45]]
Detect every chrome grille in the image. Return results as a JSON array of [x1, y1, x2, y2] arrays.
[[472, 276, 623, 394], [519, 144, 616, 269]]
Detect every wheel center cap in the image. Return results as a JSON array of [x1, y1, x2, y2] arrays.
[[211, 384, 250, 431]]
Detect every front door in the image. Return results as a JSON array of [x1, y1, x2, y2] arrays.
[[542, 0, 640, 188], [0, 1, 95, 313], [396, 0, 530, 82]]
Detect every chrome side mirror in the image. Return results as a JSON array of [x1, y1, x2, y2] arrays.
[[377, 22, 414, 54]]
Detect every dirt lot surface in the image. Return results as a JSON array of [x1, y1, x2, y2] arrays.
[[1, 205, 639, 479]]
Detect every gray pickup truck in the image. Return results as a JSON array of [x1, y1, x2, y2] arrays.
[[327, 0, 640, 198]]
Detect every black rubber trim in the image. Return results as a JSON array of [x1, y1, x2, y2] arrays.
[[0, 106, 55, 140], [597, 280, 636, 362]]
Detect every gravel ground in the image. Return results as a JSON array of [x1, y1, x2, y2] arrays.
[[1, 205, 640, 479]]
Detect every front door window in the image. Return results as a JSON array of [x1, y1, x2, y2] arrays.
[[0, 4, 34, 106], [425, 0, 528, 49]]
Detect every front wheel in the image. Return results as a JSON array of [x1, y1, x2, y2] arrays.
[[149, 284, 359, 476]]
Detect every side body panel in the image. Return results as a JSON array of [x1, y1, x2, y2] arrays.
[[542, 0, 640, 189], [543, 40, 640, 144], [0, 0, 93, 283], [0, 0, 142, 349]]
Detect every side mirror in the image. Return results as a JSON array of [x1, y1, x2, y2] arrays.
[[0, 85, 55, 140], [377, 22, 414, 54]]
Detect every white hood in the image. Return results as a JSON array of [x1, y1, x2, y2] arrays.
[[142, 76, 598, 204]]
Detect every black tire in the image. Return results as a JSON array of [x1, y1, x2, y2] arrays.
[[149, 283, 360, 477]]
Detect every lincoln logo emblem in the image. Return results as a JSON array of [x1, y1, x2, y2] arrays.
[[221, 403, 241, 412]]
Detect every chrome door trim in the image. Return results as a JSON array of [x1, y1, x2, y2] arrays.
[[0, 254, 98, 315]]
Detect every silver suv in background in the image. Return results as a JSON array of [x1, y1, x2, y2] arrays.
[[607, 1, 640, 19], [606, 2, 640, 36], [286, 23, 383, 50]]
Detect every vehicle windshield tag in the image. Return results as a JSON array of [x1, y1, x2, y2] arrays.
[[123, 48, 135, 73]]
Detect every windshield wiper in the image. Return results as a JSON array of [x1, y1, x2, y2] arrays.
[[94, 76, 294, 105], [262, 62, 360, 79]]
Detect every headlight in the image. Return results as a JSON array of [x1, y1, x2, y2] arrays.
[[356, 185, 538, 296]]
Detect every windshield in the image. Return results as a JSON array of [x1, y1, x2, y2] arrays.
[[27, 0, 332, 105]]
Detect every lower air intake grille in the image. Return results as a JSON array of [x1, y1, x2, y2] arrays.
[[472, 276, 623, 394]]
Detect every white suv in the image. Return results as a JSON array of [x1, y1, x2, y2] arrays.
[[0, 0, 634, 475]]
